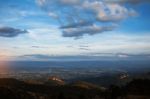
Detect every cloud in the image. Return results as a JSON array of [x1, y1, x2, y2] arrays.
[[0, 26, 28, 37], [78, 45, 90, 50], [19, 53, 150, 61], [31, 46, 40, 48], [116, 53, 150, 58], [105, 0, 150, 4], [21, 54, 52, 59], [36, 0, 137, 38], [31, 46, 48, 48], [82, 1, 137, 22], [61, 0, 80, 5], [62, 25, 115, 38], [79, 45, 89, 48], [79, 48, 90, 51]]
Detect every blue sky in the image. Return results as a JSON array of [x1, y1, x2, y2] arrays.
[[0, 0, 150, 61]]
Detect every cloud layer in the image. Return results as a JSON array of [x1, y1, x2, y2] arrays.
[[0, 26, 28, 37], [37, 0, 137, 38], [19, 53, 150, 61]]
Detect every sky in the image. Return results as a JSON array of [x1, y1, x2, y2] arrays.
[[0, 0, 150, 61]]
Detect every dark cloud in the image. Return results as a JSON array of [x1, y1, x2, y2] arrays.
[[78, 45, 90, 50], [0, 26, 28, 37], [62, 25, 115, 38], [79, 45, 89, 48], [22, 54, 52, 59], [31, 46, 48, 48], [79, 48, 90, 51], [31, 46, 40, 48], [60, 21, 93, 29]]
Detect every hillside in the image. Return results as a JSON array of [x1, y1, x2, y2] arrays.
[[0, 78, 150, 99]]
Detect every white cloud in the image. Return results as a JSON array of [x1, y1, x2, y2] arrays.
[[48, 12, 58, 19], [83, 1, 137, 22], [37, 0, 46, 6], [36, 0, 137, 38], [28, 26, 61, 40]]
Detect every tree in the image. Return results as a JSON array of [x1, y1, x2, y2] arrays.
[[58, 92, 65, 99]]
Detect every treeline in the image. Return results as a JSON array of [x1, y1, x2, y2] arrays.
[[0, 78, 150, 99]]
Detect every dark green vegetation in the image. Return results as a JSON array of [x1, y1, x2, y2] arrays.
[[0, 78, 150, 99]]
